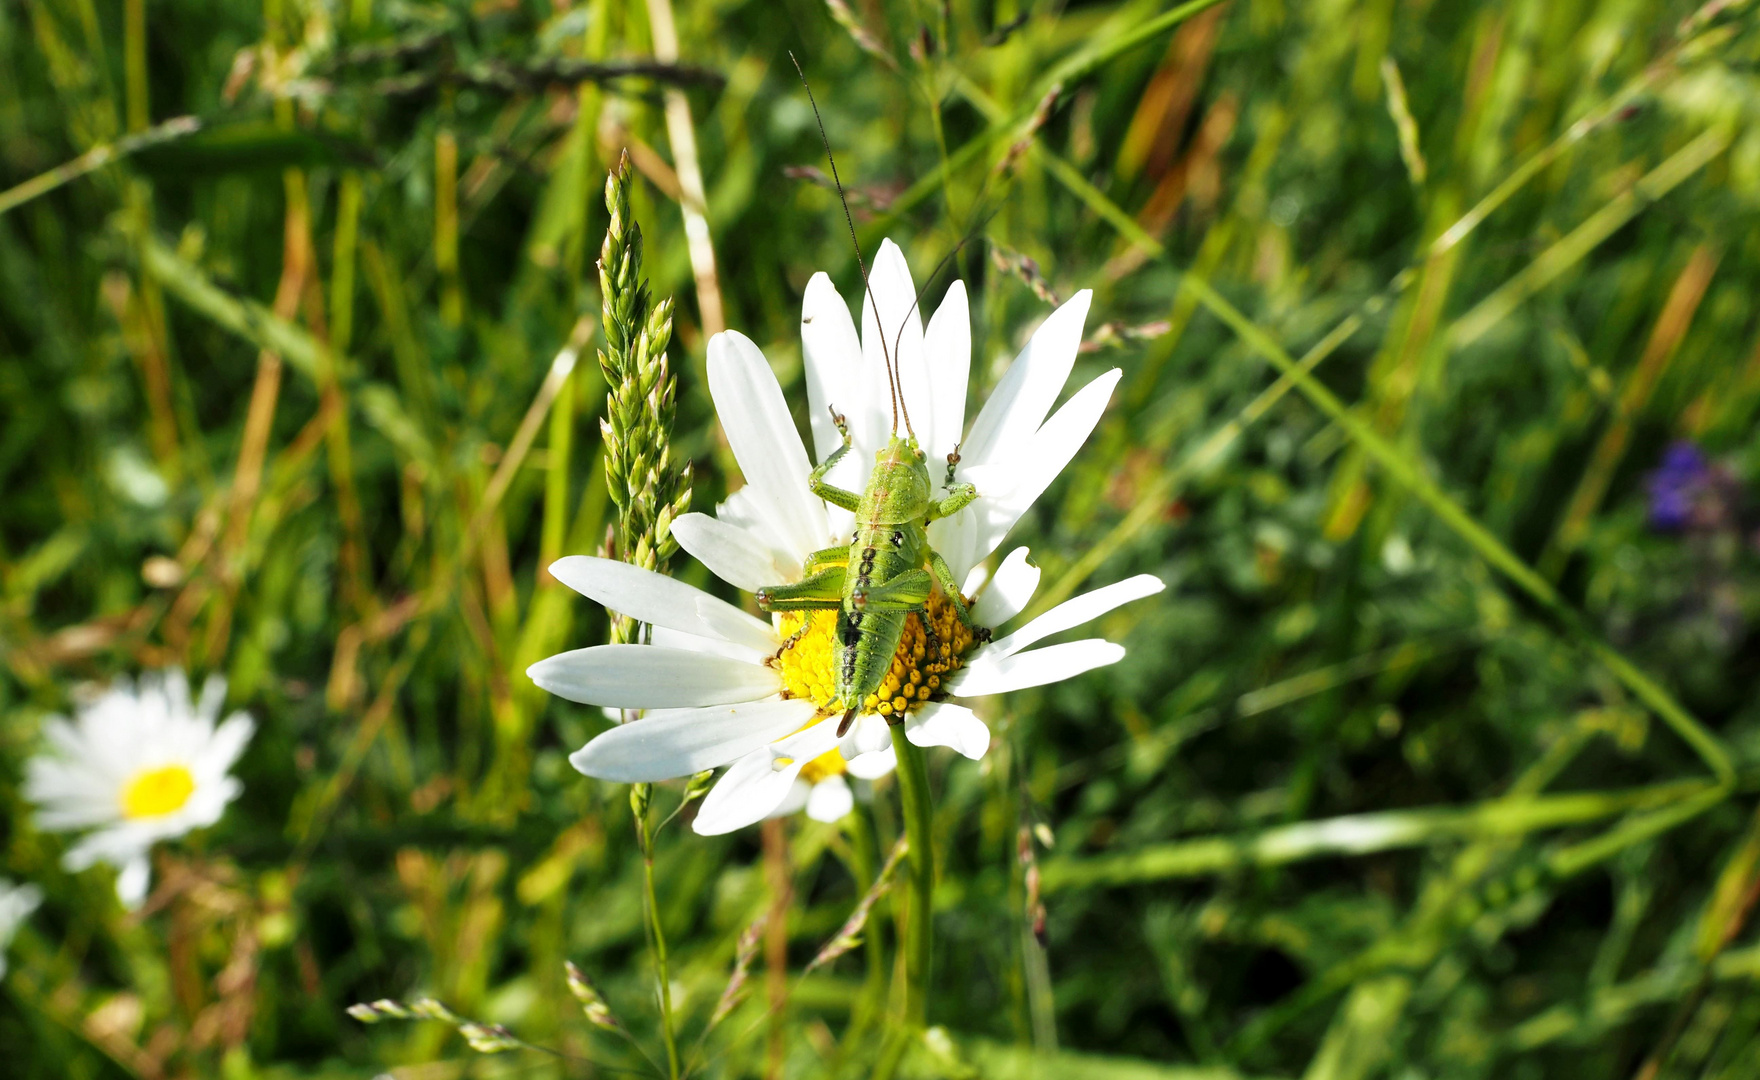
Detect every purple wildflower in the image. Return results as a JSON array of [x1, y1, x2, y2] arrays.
[[1647, 441, 1709, 532]]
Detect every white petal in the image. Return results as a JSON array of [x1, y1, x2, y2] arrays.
[[42, 718, 92, 762], [528, 646, 777, 708], [0, 882, 41, 973], [923, 280, 970, 463], [948, 639, 1126, 697], [926, 504, 983, 586], [692, 748, 807, 836], [195, 713, 255, 778], [771, 778, 813, 819], [991, 573, 1163, 657], [25, 759, 122, 829], [178, 777, 238, 830], [716, 488, 808, 581], [801, 272, 863, 463], [845, 746, 897, 779], [969, 368, 1121, 568], [649, 625, 770, 666], [0, 882, 42, 931], [64, 826, 154, 872], [707, 330, 828, 563], [196, 674, 228, 725], [672, 512, 792, 594], [861, 240, 928, 452], [569, 698, 818, 782], [116, 854, 152, 909], [837, 712, 893, 760], [960, 290, 1092, 470], [972, 548, 1041, 628], [805, 775, 855, 822], [155, 669, 193, 725], [904, 702, 991, 760], [961, 562, 991, 599], [60, 834, 107, 872], [550, 556, 776, 653], [772, 715, 843, 761]]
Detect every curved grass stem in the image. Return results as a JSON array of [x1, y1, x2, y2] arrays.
[[839, 807, 889, 1045]]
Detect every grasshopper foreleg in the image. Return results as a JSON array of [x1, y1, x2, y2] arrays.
[[809, 407, 862, 512], [926, 483, 978, 523]]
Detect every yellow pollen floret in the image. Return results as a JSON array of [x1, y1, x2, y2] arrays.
[[121, 763, 196, 819], [774, 591, 982, 718], [798, 747, 848, 784]]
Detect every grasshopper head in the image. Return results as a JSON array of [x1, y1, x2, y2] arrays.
[[877, 434, 928, 466]]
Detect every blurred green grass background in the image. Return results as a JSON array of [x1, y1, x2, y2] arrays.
[[6, 0, 1760, 1077]]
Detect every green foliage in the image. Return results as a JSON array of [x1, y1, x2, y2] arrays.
[[4, 0, 1760, 1078]]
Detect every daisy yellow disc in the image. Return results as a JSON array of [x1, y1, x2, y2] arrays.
[[121, 764, 197, 819], [774, 591, 977, 721]]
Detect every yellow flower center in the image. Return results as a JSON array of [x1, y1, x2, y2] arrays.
[[798, 747, 851, 784], [120, 764, 196, 820], [774, 590, 982, 722]]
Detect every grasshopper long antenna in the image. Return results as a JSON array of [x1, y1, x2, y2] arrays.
[[789, 52, 909, 438], [882, 111, 1016, 372], [887, 208, 1003, 386]]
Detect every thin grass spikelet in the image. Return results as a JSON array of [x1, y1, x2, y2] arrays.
[[347, 996, 528, 1054], [707, 913, 768, 1031], [806, 836, 909, 973], [564, 960, 625, 1033], [345, 998, 411, 1023], [597, 151, 690, 646]]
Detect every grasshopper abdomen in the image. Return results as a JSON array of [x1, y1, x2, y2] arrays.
[[829, 440, 934, 734]]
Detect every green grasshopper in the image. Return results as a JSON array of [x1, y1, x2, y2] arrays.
[[755, 408, 981, 737], [759, 61, 987, 738]]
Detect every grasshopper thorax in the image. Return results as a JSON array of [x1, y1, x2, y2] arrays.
[[859, 436, 934, 527]]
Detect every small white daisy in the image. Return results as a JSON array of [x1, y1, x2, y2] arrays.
[[771, 745, 895, 826], [0, 879, 42, 979], [530, 239, 1161, 835], [24, 669, 254, 907]]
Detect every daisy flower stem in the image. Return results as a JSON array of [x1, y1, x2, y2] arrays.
[[890, 724, 935, 1041]]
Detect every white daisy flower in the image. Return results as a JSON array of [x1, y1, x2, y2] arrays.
[[24, 669, 255, 908], [0, 879, 42, 979], [530, 239, 1162, 835]]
